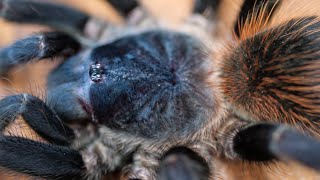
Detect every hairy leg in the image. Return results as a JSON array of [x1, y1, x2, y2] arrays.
[[0, 94, 85, 179], [0, 0, 109, 45], [222, 118, 320, 171], [0, 32, 79, 76], [0, 94, 74, 145], [233, 123, 320, 170], [0, 136, 84, 179]]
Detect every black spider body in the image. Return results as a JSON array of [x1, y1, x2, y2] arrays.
[[0, 0, 320, 180], [48, 31, 214, 139]]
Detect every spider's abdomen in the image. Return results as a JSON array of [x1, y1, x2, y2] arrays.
[[221, 17, 320, 137], [89, 31, 216, 139]]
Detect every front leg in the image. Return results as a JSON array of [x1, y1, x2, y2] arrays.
[[0, 94, 85, 179], [219, 117, 320, 171], [0, 94, 74, 145], [233, 123, 320, 169], [0, 136, 85, 179], [0, 0, 113, 45], [0, 32, 79, 76]]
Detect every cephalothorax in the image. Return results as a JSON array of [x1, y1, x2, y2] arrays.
[[0, 0, 320, 179]]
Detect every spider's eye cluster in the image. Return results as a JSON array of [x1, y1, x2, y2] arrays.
[[89, 63, 105, 82], [88, 31, 216, 139]]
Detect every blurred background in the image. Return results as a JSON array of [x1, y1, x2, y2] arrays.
[[0, 0, 319, 179]]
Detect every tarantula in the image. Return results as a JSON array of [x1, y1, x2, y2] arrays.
[[0, 0, 320, 179]]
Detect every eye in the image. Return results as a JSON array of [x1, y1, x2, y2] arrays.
[[89, 63, 105, 82]]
